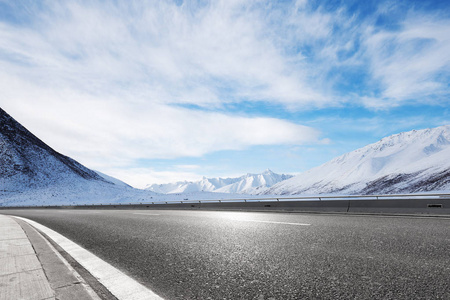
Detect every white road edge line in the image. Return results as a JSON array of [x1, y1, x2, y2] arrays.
[[133, 213, 161, 216], [14, 216, 164, 300], [239, 219, 311, 226]]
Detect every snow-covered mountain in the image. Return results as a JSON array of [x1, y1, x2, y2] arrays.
[[145, 169, 293, 194], [0, 108, 105, 188], [4, 104, 448, 205], [0, 108, 156, 206], [265, 125, 450, 195]]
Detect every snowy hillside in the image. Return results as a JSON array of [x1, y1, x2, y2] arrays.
[[265, 125, 450, 195], [145, 169, 293, 194], [0, 108, 106, 190], [0, 108, 157, 206]]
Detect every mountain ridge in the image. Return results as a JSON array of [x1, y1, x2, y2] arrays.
[[0, 108, 157, 206], [145, 169, 293, 194], [0, 107, 110, 190], [264, 125, 450, 195]]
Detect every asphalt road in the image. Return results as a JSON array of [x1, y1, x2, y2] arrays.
[[2, 209, 449, 299]]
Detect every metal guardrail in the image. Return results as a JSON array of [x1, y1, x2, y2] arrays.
[[1, 193, 449, 208], [140, 193, 450, 205]]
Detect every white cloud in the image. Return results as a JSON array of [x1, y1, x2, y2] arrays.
[[1, 70, 321, 168], [174, 165, 201, 170], [363, 14, 450, 105], [0, 1, 327, 176], [0, 1, 331, 109], [1, 1, 448, 112]]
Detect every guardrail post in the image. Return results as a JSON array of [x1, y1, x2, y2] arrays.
[[219, 200, 221, 203]]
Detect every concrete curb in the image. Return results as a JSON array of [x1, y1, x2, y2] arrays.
[[0, 214, 55, 300]]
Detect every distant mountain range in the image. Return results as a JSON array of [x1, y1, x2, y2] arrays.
[[146, 126, 450, 196], [1, 106, 449, 206], [145, 169, 293, 194], [264, 125, 450, 195]]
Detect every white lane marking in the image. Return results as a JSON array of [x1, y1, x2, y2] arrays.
[[56, 211, 102, 214], [238, 219, 311, 226], [14, 217, 163, 300], [133, 213, 161, 216]]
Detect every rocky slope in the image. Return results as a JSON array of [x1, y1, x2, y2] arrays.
[[0, 108, 155, 206]]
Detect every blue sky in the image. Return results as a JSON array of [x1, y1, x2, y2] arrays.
[[1, 0, 449, 188]]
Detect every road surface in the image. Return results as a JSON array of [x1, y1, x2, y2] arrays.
[[2, 209, 449, 299]]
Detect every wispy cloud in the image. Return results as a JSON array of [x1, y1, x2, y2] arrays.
[[2, 77, 321, 168], [0, 1, 334, 110], [1, 1, 325, 169], [363, 14, 450, 106], [2, 1, 448, 109]]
